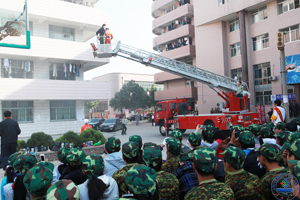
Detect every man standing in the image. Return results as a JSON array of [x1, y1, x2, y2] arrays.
[[151, 114, 154, 126], [121, 116, 127, 135], [0, 111, 21, 169], [81, 119, 92, 133], [271, 100, 286, 124], [292, 100, 299, 117], [96, 24, 106, 44]]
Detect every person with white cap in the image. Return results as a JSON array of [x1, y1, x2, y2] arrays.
[[81, 119, 92, 133]]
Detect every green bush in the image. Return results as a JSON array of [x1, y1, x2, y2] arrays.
[[55, 131, 82, 146], [80, 129, 105, 145], [26, 132, 55, 151], [17, 140, 27, 151]]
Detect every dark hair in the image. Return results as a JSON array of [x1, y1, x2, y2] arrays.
[[203, 134, 214, 144], [131, 184, 159, 200], [259, 136, 264, 145], [105, 144, 120, 154], [223, 159, 239, 170], [274, 100, 282, 106], [258, 152, 278, 163], [146, 160, 162, 172], [87, 176, 109, 200], [123, 155, 139, 164], [14, 175, 27, 200], [67, 163, 82, 173], [287, 149, 300, 160], [194, 166, 214, 177], [277, 137, 287, 146], [6, 167, 14, 183], [214, 130, 227, 140], [102, 24, 106, 26], [58, 163, 68, 175], [3, 111, 11, 118]]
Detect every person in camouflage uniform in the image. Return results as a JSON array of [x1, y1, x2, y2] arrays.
[[258, 143, 289, 200], [34, 161, 55, 171], [23, 165, 53, 199], [166, 130, 190, 159], [53, 147, 69, 183], [288, 160, 300, 199], [8, 151, 23, 166], [285, 139, 300, 170], [201, 125, 219, 150], [142, 146, 180, 200], [143, 142, 159, 149], [162, 138, 181, 173], [113, 141, 139, 197], [184, 147, 235, 200], [274, 130, 290, 166], [187, 132, 202, 152], [129, 135, 143, 164], [47, 179, 80, 200], [247, 123, 261, 145], [274, 122, 286, 135], [13, 153, 38, 175], [222, 146, 262, 200]]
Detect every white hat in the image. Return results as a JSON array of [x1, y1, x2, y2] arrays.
[[84, 119, 89, 124]]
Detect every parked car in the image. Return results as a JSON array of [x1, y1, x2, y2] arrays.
[[100, 118, 122, 132], [88, 118, 105, 130]]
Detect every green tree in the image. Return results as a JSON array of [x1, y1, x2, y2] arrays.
[[84, 100, 99, 113], [147, 84, 158, 108], [109, 92, 124, 113], [26, 132, 55, 151]]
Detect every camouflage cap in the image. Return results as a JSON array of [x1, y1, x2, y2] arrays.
[[143, 142, 159, 149], [258, 143, 280, 161], [166, 138, 181, 156], [171, 130, 183, 141], [57, 147, 70, 164], [286, 132, 300, 144], [8, 151, 23, 166], [188, 132, 202, 147], [13, 153, 38, 175], [122, 141, 139, 159], [142, 146, 162, 167], [125, 164, 156, 196], [34, 162, 55, 172], [275, 122, 286, 130], [66, 148, 85, 165], [46, 179, 80, 200], [82, 154, 104, 180], [129, 135, 143, 149], [202, 125, 215, 138], [286, 121, 299, 132], [230, 125, 244, 132], [23, 166, 53, 197], [193, 147, 217, 173], [259, 127, 272, 137], [274, 130, 290, 140], [292, 117, 300, 125], [179, 152, 193, 162], [238, 130, 255, 145], [221, 146, 246, 170], [291, 160, 300, 182], [268, 122, 275, 130], [248, 124, 261, 136], [105, 137, 121, 153], [285, 139, 300, 163]]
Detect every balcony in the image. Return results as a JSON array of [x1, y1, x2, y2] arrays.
[[153, 24, 194, 50], [155, 87, 197, 101], [152, 0, 178, 18], [152, 4, 193, 34], [0, 78, 110, 100], [160, 45, 195, 59]]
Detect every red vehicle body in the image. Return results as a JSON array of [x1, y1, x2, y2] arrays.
[[154, 92, 260, 135]]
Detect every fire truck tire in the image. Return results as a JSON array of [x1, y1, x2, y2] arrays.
[[179, 129, 186, 134], [159, 124, 167, 136], [178, 103, 189, 115], [204, 120, 215, 127]]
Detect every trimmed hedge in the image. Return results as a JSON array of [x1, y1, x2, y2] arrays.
[[26, 132, 55, 151], [80, 128, 105, 145], [55, 131, 82, 146]]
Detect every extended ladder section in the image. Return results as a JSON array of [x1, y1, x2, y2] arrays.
[[93, 39, 250, 96]]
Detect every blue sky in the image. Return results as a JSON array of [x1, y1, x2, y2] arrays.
[[84, 0, 161, 80]]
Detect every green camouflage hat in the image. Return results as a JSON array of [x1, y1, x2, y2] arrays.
[[143, 142, 159, 149], [105, 137, 121, 153], [142, 146, 162, 167], [8, 151, 23, 166], [179, 152, 193, 162], [171, 130, 183, 141], [292, 117, 300, 125], [34, 162, 55, 172], [238, 130, 255, 145], [275, 122, 286, 130], [248, 124, 261, 136], [166, 138, 181, 156], [13, 153, 38, 175], [193, 147, 217, 173], [66, 148, 85, 165], [82, 154, 104, 180], [46, 179, 80, 200], [258, 143, 280, 161], [268, 122, 275, 130], [230, 125, 244, 132], [122, 141, 139, 159], [259, 127, 272, 137], [188, 132, 202, 147], [125, 164, 156, 196], [202, 125, 215, 138], [291, 160, 300, 182], [274, 130, 290, 140], [287, 132, 300, 144], [221, 146, 246, 170], [57, 147, 70, 164], [129, 135, 143, 149], [285, 139, 300, 165], [23, 166, 53, 197]]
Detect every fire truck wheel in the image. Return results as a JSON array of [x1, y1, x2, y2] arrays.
[[159, 124, 166, 136], [178, 103, 189, 115]]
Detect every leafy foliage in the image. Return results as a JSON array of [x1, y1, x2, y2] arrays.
[[55, 131, 82, 146], [26, 132, 55, 151], [80, 128, 105, 145], [17, 140, 26, 151], [147, 84, 158, 108], [84, 100, 99, 112]]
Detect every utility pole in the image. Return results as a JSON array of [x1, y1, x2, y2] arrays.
[[277, 32, 290, 122]]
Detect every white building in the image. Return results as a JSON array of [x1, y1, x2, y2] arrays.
[[0, 0, 110, 139]]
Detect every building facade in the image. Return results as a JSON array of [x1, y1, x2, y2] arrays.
[[151, 0, 198, 109], [194, 0, 300, 114], [0, 0, 110, 139]]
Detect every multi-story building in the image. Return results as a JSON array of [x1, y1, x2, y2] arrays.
[[194, 0, 300, 114], [0, 0, 110, 139], [151, 0, 198, 109]]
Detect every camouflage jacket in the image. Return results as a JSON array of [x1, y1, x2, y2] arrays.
[[156, 170, 180, 200], [184, 178, 235, 200], [225, 169, 262, 200], [259, 167, 289, 200], [277, 149, 285, 166], [162, 155, 180, 173], [112, 163, 137, 197]]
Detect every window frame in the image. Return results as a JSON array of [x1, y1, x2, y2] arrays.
[[50, 100, 76, 121], [230, 42, 241, 57], [2, 101, 34, 123], [229, 18, 239, 32], [49, 24, 75, 41], [278, 0, 299, 14], [281, 24, 300, 43], [252, 33, 269, 51], [251, 6, 268, 24], [1, 59, 34, 79], [231, 68, 242, 80]]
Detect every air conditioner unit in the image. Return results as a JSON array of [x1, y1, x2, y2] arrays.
[[268, 76, 277, 81]]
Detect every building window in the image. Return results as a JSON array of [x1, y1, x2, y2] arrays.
[[231, 68, 242, 80], [1, 59, 33, 79], [29, 21, 33, 36], [253, 34, 269, 51], [124, 80, 164, 91], [49, 25, 75, 41], [255, 91, 272, 106], [229, 18, 239, 32], [251, 6, 268, 24], [49, 62, 78, 80], [230, 43, 241, 57], [219, 0, 225, 6], [50, 100, 76, 121], [281, 24, 300, 43], [254, 62, 272, 105], [2, 101, 33, 122], [278, 0, 299, 14]]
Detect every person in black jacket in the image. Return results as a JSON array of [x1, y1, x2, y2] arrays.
[[96, 24, 106, 44], [0, 110, 21, 169]]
